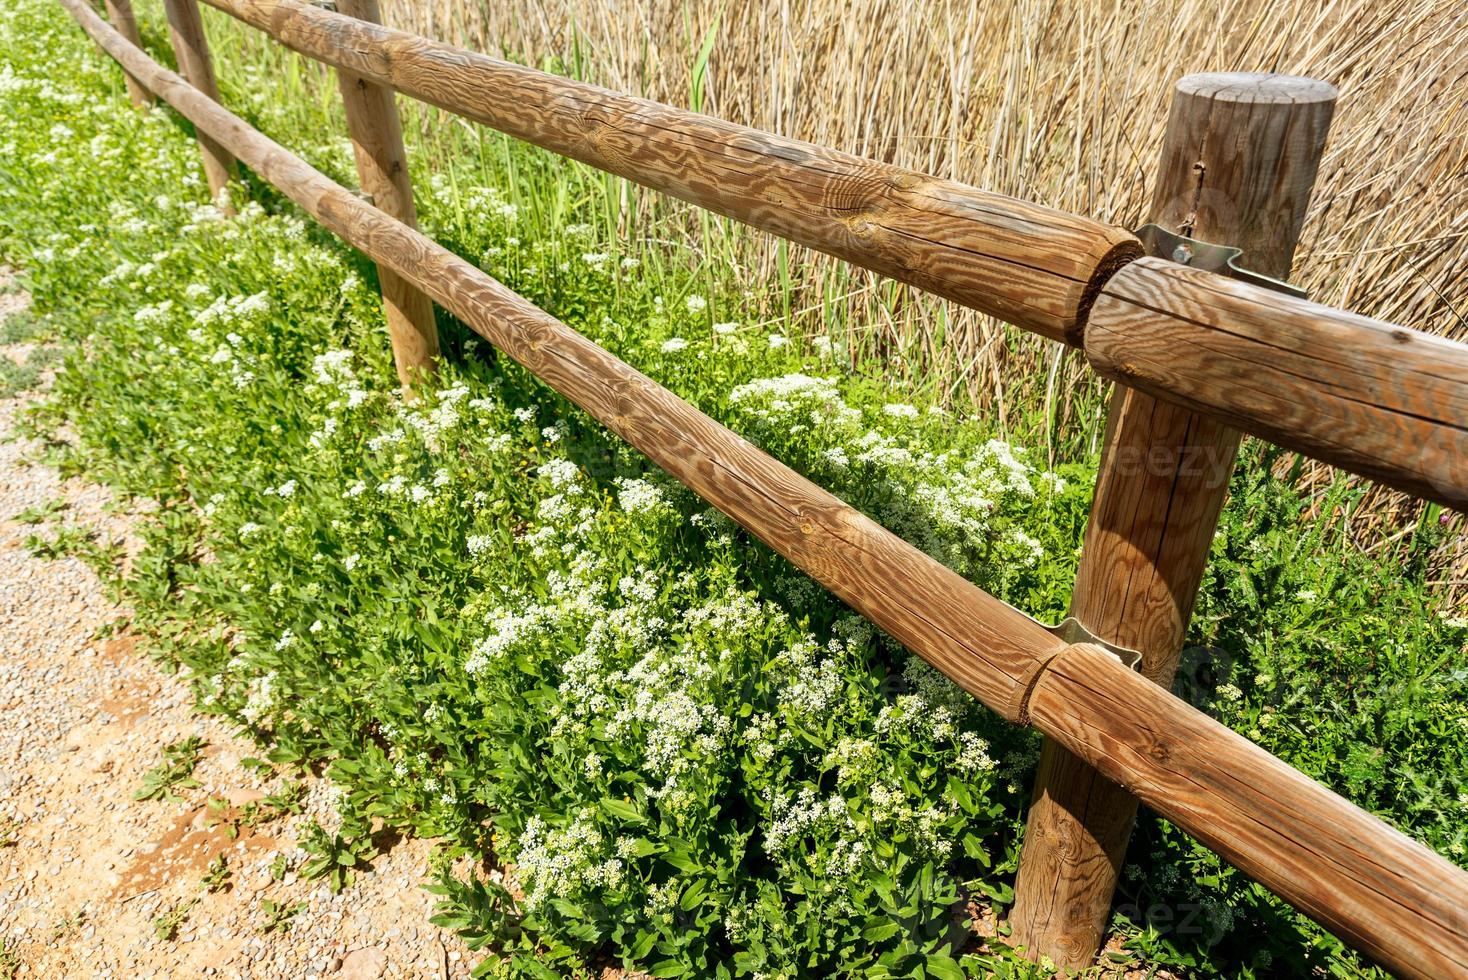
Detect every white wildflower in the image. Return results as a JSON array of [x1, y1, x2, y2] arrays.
[[955, 732, 995, 774], [537, 459, 582, 490], [615, 477, 666, 514]]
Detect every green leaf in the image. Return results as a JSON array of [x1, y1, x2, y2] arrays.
[[924, 953, 967, 980], [678, 877, 709, 911], [629, 928, 658, 959], [625, 837, 662, 858], [601, 797, 645, 823]]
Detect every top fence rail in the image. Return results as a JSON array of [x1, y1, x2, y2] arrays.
[[202, 0, 1468, 511], [58, 0, 1468, 976]]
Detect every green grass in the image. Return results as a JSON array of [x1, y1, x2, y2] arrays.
[[0, 1, 1463, 977]]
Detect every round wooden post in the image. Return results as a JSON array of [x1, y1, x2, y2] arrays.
[[1009, 73, 1336, 971], [102, 0, 153, 108], [162, 0, 238, 212], [334, 0, 440, 391]]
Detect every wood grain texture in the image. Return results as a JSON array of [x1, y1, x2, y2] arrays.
[[57, 0, 1065, 724], [161, 0, 237, 211], [1008, 398, 1242, 968], [62, 13, 1468, 974], [1029, 644, 1468, 980], [101, 0, 152, 107], [1089, 257, 1468, 510], [197, 0, 1140, 345], [333, 0, 438, 390], [1150, 73, 1335, 282], [1011, 72, 1334, 970]]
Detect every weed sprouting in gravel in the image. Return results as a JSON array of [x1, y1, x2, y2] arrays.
[[11, 498, 64, 525], [133, 736, 205, 803], [200, 854, 232, 894], [258, 898, 307, 935], [299, 815, 377, 894], [152, 899, 195, 942]]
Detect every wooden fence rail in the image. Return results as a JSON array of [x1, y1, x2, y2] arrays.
[[58, 1, 1468, 976], [1090, 259, 1468, 505], [193, 0, 1141, 348]]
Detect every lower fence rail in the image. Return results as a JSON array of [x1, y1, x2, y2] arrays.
[[57, 2, 1468, 976]]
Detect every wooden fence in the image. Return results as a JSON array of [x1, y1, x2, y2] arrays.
[[60, 0, 1468, 975]]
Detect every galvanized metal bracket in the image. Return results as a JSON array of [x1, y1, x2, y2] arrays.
[[1043, 615, 1143, 670], [1001, 600, 1144, 670], [1134, 223, 1308, 300]]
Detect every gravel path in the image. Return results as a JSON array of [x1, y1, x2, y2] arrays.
[[0, 271, 477, 978]]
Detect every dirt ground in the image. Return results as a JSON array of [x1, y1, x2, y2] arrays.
[[0, 272, 476, 979]]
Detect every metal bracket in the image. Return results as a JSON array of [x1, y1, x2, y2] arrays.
[[1001, 600, 1143, 670], [1134, 223, 1307, 300], [1043, 615, 1143, 670]]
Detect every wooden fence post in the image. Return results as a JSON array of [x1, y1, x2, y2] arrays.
[[102, 0, 153, 108], [333, 0, 440, 390], [1008, 73, 1336, 971], [161, 0, 237, 212]]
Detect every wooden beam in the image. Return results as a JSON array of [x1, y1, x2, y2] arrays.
[[1010, 73, 1336, 970], [1088, 259, 1468, 509], [60, 10, 1468, 975], [161, 0, 237, 211], [332, 0, 438, 391], [1027, 644, 1468, 980], [102, 0, 152, 107], [196, 0, 1140, 346]]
